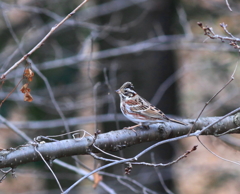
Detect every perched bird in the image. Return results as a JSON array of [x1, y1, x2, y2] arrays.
[[116, 82, 187, 130]]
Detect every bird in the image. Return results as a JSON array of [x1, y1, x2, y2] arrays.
[[116, 82, 187, 130]]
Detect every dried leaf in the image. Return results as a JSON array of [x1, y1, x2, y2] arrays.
[[24, 92, 33, 102], [20, 83, 30, 93], [24, 68, 34, 82], [93, 172, 102, 189]]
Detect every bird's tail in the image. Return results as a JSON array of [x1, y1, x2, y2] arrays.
[[169, 118, 187, 126]]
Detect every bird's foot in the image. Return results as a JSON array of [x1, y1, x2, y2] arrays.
[[141, 125, 150, 130]]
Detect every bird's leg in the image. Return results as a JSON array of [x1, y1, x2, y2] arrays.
[[124, 124, 141, 132]]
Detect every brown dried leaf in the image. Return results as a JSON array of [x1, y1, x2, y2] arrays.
[[93, 172, 102, 189], [24, 68, 34, 82], [20, 83, 30, 94], [24, 92, 33, 102]]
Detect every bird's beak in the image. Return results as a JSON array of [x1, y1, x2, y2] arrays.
[[115, 89, 120, 94]]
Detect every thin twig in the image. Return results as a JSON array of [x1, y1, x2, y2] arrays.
[[117, 177, 140, 193], [90, 143, 197, 167], [0, 113, 127, 130], [0, 78, 23, 107], [108, 63, 125, 173], [1, 2, 72, 137], [93, 82, 101, 133], [93, 144, 125, 160], [0, 168, 14, 182], [35, 129, 92, 142], [150, 66, 185, 105], [89, 152, 118, 163], [100, 171, 157, 194], [87, 36, 94, 85], [151, 153, 174, 194], [225, 0, 232, 11], [34, 67, 95, 172], [133, 146, 197, 167], [196, 107, 240, 136], [34, 145, 63, 192], [188, 63, 237, 135], [221, 23, 235, 38], [0, 111, 113, 192], [1, 1, 147, 33], [219, 135, 240, 148], [0, 0, 89, 80], [214, 126, 240, 137], [104, 68, 120, 130], [197, 136, 240, 166], [0, 115, 32, 142], [54, 159, 116, 194], [198, 22, 240, 50], [63, 158, 135, 194], [177, 6, 193, 37], [63, 134, 190, 193], [31, 63, 71, 137]]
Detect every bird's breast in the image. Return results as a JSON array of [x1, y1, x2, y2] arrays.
[[121, 103, 147, 124]]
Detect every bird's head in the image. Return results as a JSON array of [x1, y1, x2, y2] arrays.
[[116, 82, 136, 99]]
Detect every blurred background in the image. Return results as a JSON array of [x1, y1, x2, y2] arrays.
[[0, 0, 240, 193]]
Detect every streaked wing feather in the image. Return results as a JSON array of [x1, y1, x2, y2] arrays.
[[130, 99, 168, 120], [142, 107, 168, 119]]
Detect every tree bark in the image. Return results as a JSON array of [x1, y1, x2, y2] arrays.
[[0, 114, 239, 168]]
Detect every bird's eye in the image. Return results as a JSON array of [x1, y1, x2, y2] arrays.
[[124, 91, 133, 97], [129, 85, 134, 90], [126, 85, 134, 90]]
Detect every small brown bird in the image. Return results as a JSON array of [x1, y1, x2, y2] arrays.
[[116, 82, 187, 129]]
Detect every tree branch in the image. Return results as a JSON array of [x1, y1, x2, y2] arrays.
[[0, 114, 240, 168], [0, 0, 89, 80]]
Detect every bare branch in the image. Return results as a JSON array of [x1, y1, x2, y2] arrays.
[[177, 6, 193, 37], [0, 168, 15, 182], [198, 107, 240, 135], [0, 115, 31, 142], [151, 153, 174, 194], [188, 63, 237, 135], [100, 171, 157, 194], [54, 160, 116, 194], [34, 144, 63, 192], [197, 136, 240, 166], [133, 145, 197, 167], [198, 22, 240, 50], [0, 0, 89, 80], [32, 63, 71, 136], [104, 68, 120, 130], [0, 114, 239, 169], [63, 157, 135, 193], [1, 4, 72, 137], [225, 0, 232, 11], [0, 114, 127, 130]]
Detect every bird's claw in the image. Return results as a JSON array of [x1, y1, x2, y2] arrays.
[[141, 125, 150, 130]]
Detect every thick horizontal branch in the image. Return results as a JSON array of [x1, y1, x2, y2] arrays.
[[0, 114, 240, 168]]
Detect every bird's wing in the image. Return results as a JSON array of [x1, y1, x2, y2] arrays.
[[130, 97, 169, 120]]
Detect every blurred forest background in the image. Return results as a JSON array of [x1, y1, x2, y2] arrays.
[[0, 0, 240, 193]]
